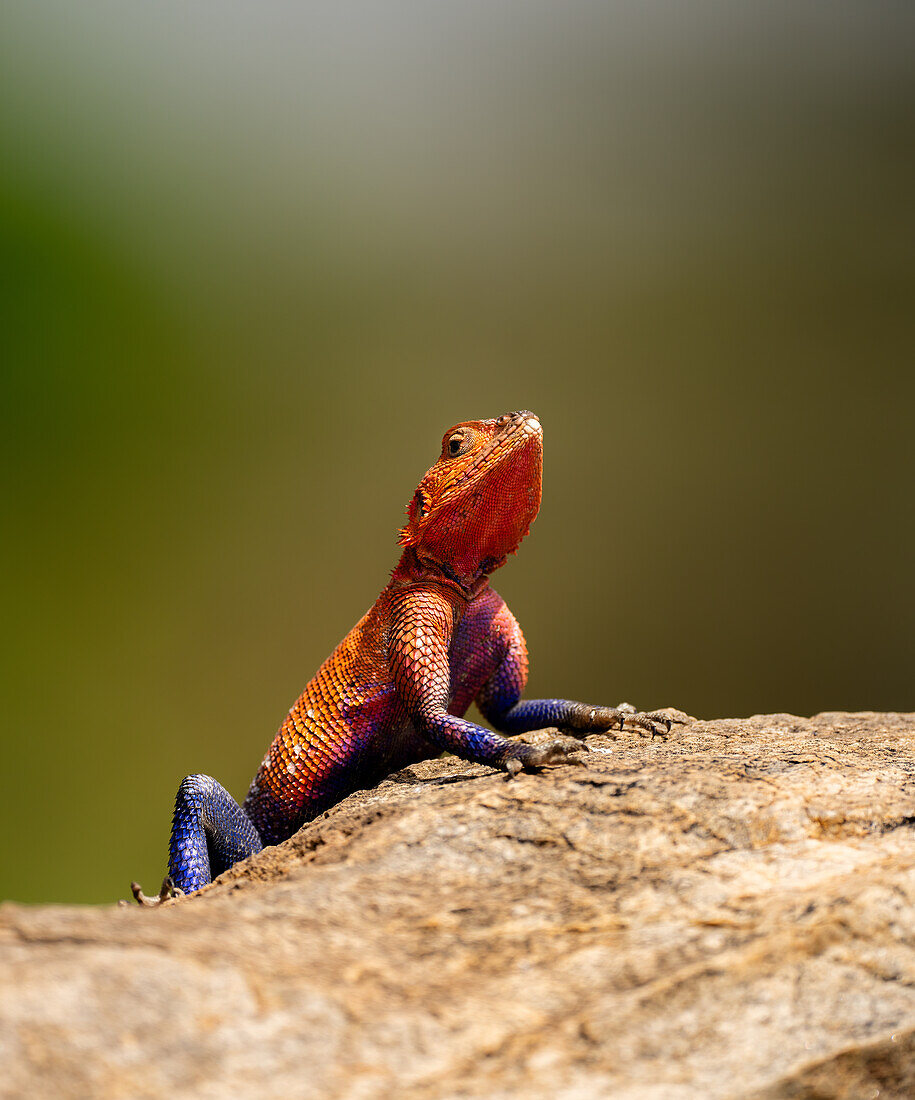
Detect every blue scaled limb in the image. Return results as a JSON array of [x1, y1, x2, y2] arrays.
[[168, 774, 263, 894]]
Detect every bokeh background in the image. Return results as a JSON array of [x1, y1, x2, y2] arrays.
[[2, 2, 913, 904]]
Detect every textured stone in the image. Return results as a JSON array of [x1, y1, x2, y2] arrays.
[[3, 711, 915, 1099]]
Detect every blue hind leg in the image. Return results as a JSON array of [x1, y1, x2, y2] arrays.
[[166, 774, 264, 894], [132, 775, 263, 906]]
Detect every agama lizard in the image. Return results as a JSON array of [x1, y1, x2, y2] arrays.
[[133, 411, 677, 904]]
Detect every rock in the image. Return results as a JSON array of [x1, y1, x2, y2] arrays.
[[3, 711, 915, 1099]]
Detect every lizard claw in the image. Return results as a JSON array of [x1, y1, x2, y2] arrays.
[[618, 709, 684, 740], [567, 703, 685, 741], [130, 876, 184, 907], [504, 738, 587, 777]]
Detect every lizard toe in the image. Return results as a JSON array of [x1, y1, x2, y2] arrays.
[[130, 876, 184, 908]]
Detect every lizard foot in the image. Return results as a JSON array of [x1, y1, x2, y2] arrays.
[[566, 703, 686, 741], [620, 708, 686, 743], [610, 704, 685, 740], [130, 876, 185, 908], [505, 737, 589, 777]]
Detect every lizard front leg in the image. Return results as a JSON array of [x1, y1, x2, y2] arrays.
[[476, 601, 682, 741], [389, 586, 580, 774]]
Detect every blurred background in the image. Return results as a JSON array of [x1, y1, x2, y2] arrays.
[[2, 1, 913, 904]]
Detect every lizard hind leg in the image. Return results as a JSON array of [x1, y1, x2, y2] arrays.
[[164, 774, 264, 897]]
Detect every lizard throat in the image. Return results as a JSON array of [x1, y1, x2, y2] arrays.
[[394, 546, 501, 599]]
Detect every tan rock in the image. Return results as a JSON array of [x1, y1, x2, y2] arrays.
[[3, 711, 915, 1099]]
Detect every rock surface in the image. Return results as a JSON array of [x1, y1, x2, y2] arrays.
[[4, 711, 915, 1099]]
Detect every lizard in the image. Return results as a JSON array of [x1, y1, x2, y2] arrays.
[[133, 411, 678, 904]]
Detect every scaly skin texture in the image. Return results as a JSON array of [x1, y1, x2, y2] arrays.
[[133, 411, 677, 904]]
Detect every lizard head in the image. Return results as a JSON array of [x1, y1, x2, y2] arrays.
[[399, 411, 543, 584]]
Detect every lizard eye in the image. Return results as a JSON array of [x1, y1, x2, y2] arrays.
[[446, 432, 470, 458]]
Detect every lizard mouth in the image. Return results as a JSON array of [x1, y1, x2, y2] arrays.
[[500, 410, 541, 439], [447, 411, 541, 491]]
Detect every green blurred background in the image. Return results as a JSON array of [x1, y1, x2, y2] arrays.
[[2, 3, 913, 904]]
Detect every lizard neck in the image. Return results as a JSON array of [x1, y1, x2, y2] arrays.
[[391, 547, 495, 601]]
